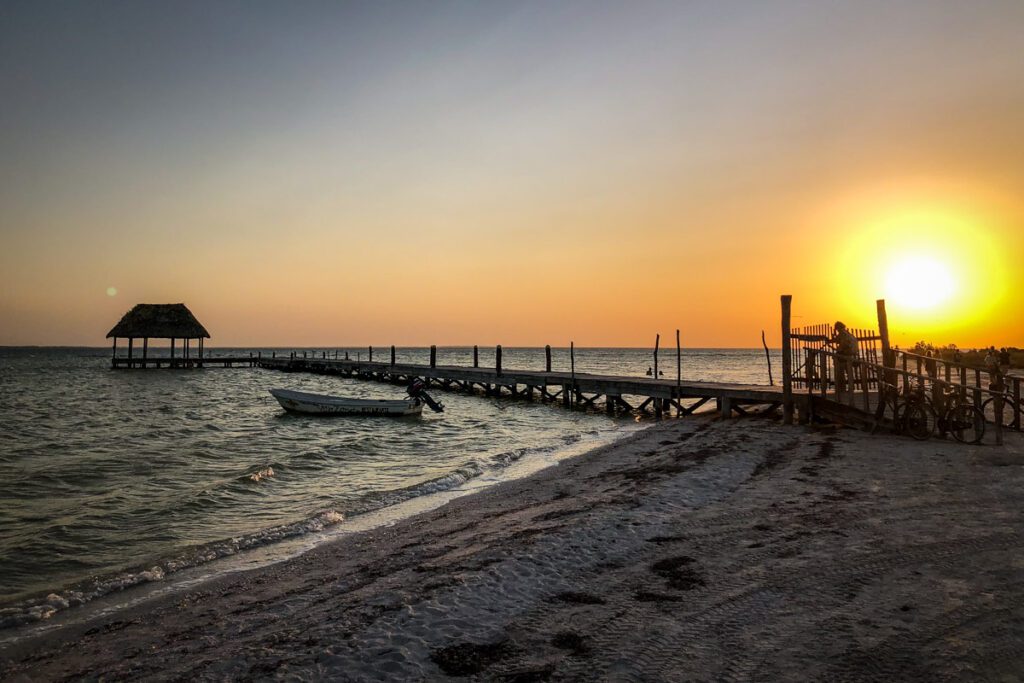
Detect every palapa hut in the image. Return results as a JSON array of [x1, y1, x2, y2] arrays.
[[107, 303, 210, 368]]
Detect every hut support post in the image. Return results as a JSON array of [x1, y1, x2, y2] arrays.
[[143, 338, 148, 366], [781, 295, 794, 425], [128, 337, 134, 368], [111, 337, 117, 367], [171, 338, 175, 362]]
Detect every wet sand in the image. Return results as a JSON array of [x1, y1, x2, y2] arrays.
[[2, 416, 1024, 681]]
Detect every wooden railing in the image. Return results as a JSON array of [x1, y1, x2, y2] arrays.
[[800, 346, 1019, 442]]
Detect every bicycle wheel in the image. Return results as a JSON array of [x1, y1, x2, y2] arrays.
[[902, 402, 934, 440], [947, 405, 985, 444], [982, 397, 1018, 429]]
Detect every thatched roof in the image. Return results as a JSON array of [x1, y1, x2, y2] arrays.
[[106, 303, 210, 339]]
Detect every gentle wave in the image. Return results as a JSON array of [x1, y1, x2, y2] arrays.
[[0, 434, 587, 630]]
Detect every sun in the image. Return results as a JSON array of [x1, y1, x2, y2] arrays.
[[884, 256, 955, 310]]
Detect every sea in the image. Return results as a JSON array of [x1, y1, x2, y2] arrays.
[[0, 346, 780, 632]]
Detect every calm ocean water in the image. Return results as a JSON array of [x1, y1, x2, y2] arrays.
[[0, 346, 779, 628]]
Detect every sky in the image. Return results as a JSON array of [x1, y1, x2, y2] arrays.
[[2, 0, 1022, 348]]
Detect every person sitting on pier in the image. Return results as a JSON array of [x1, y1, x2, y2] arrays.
[[830, 321, 858, 397]]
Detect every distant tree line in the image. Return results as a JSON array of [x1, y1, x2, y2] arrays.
[[906, 341, 1021, 369]]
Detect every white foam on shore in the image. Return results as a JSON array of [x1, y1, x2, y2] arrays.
[[0, 424, 639, 646]]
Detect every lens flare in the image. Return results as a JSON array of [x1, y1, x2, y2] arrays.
[[106, 287, 118, 297]]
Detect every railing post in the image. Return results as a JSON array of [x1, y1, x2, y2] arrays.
[[781, 294, 793, 425], [802, 348, 814, 424], [1014, 377, 1021, 430], [995, 393, 1004, 446]]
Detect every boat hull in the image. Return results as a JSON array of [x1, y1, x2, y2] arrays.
[[269, 389, 423, 416]]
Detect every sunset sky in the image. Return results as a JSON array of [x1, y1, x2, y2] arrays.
[[2, 1, 1021, 348]]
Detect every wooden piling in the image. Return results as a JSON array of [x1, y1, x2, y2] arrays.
[[473, 345, 479, 368], [781, 295, 794, 424], [128, 337, 134, 368], [676, 329, 681, 387], [653, 333, 660, 378], [545, 345, 552, 373], [496, 345, 503, 376], [430, 345, 437, 368], [368, 346, 373, 363], [391, 345, 396, 366]]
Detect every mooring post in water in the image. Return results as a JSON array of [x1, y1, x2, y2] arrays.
[[676, 330, 681, 385], [761, 330, 773, 386], [390, 345, 396, 366], [430, 345, 437, 368], [653, 333, 659, 378], [496, 345, 502, 376], [781, 294, 794, 425], [545, 345, 552, 373], [570, 341, 576, 407], [368, 346, 373, 363]]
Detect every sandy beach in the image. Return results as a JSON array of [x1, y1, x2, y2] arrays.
[[2, 415, 1023, 681]]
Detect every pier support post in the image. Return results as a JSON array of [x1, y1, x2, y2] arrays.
[[369, 346, 373, 363], [430, 345, 437, 368], [496, 345, 502, 376], [545, 345, 552, 372], [781, 295, 794, 425], [391, 345, 396, 366], [473, 345, 479, 368], [562, 384, 571, 407]]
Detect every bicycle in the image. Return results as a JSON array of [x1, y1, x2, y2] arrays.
[[981, 392, 1020, 430], [933, 385, 985, 444], [871, 379, 932, 440]]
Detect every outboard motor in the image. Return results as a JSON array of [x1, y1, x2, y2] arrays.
[[407, 379, 445, 413]]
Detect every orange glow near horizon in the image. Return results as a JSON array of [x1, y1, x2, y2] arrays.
[[2, 4, 1023, 350], [824, 186, 1020, 348]]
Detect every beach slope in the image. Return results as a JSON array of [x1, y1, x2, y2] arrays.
[[3, 417, 1023, 681]]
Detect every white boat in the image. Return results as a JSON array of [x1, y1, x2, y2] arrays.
[[269, 388, 423, 416]]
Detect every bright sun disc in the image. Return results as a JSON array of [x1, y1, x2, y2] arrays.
[[884, 256, 955, 310]]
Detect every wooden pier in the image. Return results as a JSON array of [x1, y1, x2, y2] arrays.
[[257, 355, 787, 418], [111, 355, 260, 369]]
